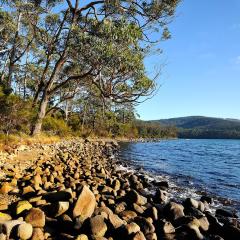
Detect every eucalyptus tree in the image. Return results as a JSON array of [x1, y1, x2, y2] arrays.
[[0, 1, 35, 90], [1, 0, 180, 135]]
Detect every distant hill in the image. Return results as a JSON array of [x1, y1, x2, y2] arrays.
[[154, 116, 240, 139]]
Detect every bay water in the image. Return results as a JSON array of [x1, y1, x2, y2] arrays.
[[119, 139, 240, 213]]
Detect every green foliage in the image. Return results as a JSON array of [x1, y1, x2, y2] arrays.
[[0, 0, 181, 135], [135, 121, 177, 139], [0, 87, 34, 135], [42, 116, 71, 136]]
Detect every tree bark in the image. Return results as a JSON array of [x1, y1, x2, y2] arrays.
[[31, 93, 49, 136], [31, 7, 77, 134], [7, 11, 22, 89]]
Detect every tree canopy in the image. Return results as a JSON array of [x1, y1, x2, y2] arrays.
[[0, 0, 180, 135]]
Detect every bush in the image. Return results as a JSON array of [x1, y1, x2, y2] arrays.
[[0, 87, 34, 135], [42, 116, 71, 136]]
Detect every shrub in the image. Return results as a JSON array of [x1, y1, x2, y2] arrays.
[[42, 116, 71, 136], [0, 87, 34, 136]]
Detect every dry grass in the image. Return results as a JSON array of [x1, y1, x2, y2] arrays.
[[0, 133, 62, 152]]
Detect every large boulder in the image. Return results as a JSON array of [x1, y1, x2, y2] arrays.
[[73, 185, 96, 221]]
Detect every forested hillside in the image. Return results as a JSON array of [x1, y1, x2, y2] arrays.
[[157, 116, 240, 139]]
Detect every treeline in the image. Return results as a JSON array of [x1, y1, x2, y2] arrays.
[[0, 87, 176, 139], [157, 116, 240, 139], [136, 121, 177, 139], [178, 129, 240, 139], [0, 0, 180, 139]]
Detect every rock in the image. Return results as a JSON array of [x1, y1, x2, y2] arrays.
[[200, 195, 213, 204], [125, 222, 141, 235], [133, 203, 144, 214], [210, 236, 224, 240], [17, 223, 33, 240], [0, 233, 6, 240], [154, 181, 169, 190], [109, 214, 124, 229], [112, 179, 121, 191], [75, 234, 88, 240], [51, 201, 70, 217], [144, 207, 158, 221], [43, 191, 72, 202], [198, 201, 205, 212], [0, 182, 13, 194], [94, 207, 113, 219], [133, 231, 146, 240], [119, 210, 137, 222], [223, 224, 240, 239], [134, 217, 155, 235], [158, 220, 175, 234], [0, 204, 8, 211], [23, 186, 35, 196], [198, 216, 210, 231], [0, 220, 24, 238], [185, 206, 205, 218], [0, 212, 12, 221], [185, 217, 209, 240], [154, 189, 168, 203], [25, 208, 45, 227], [31, 228, 44, 240], [146, 233, 157, 240], [16, 201, 32, 215], [115, 202, 126, 214], [216, 209, 238, 218], [90, 215, 107, 238], [33, 174, 42, 186], [29, 196, 42, 203], [187, 224, 204, 240], [73, 185, 96, 221], [126, 190, 147, 206], [165, 202, 185, 220], [184, 198, 199, 209]]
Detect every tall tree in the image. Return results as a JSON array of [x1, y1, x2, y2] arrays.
[[1, 0, 180, 135]]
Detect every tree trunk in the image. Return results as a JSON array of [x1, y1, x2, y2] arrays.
[[31, 93, 49, 136], [65, 99, 69, 121], [0, 54, 8, 84], [7, 11, 22, 89]]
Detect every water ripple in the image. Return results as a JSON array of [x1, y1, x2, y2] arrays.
[[119, 139, 240, 212]]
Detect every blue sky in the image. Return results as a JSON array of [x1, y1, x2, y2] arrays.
[[137, 0, 240, 120]]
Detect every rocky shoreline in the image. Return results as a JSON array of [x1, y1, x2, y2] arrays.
[[0, 140, 239, 240]]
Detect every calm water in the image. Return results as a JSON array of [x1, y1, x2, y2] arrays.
[[119, 139, 240, 212]]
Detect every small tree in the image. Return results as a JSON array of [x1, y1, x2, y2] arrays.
[[0, 87, 33, 140]]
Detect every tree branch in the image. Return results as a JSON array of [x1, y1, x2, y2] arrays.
[[78, 1, 104, 13], [49, 68, 93, 95]]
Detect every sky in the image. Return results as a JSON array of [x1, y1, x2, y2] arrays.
[[137, 0, 240, 120]]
